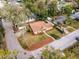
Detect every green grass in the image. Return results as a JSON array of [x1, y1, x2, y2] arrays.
[[68, 21, 79, 29], [18, 27, 66, 49], [47, 28, 62, 39], [18, 32, 48, 48], [67, 27, 74, 32], [64, 42, 79, 58]]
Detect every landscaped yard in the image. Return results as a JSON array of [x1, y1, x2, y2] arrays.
[[18, 32, 48, 49], [68, 21, 79, 29], [18, 27, 64, 50], [47, 28, 63, 39], [67, 28, 74, 32]]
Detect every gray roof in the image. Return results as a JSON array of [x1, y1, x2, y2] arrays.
[[54, 16, 66, 24]]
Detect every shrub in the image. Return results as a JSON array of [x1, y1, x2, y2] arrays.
[[19, 37, 28, 49], [50, 34, 60, 39], [27, 27, 32, 33]]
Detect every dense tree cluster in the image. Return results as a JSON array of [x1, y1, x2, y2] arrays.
[[41, 47, 77, 59], [0, 49, 19, 59], [22, 0, 58, 20]]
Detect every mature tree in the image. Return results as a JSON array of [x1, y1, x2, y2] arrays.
[[41, 46, 77, 59], [2, 4, 26, 25], [22, 0, 48, 20], [0, 49, 19, 59], [48, 0, 58, 17], [41, 48, 50, 59], [33, 1, 48, 20], [64, 4, 73, 16], [63, 4, 73, 25], [0, 3, 27, 32], [75, 0, 79, 6]]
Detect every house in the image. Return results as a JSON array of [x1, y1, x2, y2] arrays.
[[29, 21, 53, 34]]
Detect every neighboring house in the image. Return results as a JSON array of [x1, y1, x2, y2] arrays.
[[29, 21, 53, 34], [53, 16, 66, 25], [71, 12, 79, 20]]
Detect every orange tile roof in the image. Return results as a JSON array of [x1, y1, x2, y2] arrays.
[[29, 21, 52, 34]]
